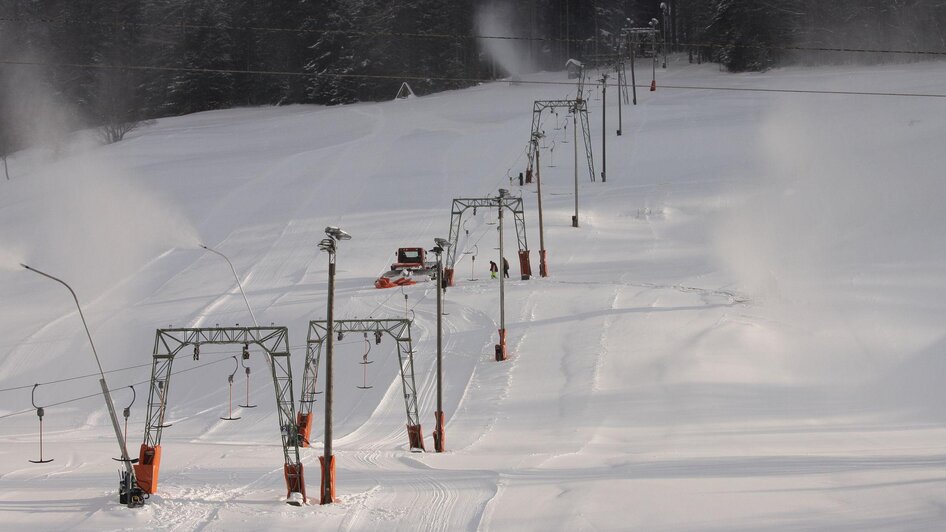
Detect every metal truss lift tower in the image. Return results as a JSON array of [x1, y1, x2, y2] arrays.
[[527, 99, 595, 185], [299, 318, 426, 452], [138, 327, 306, 504], [443, 194, 532, 286]]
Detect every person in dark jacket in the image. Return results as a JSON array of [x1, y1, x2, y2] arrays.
[[502, 257, 510, 278], [489, 260, 498, 279]]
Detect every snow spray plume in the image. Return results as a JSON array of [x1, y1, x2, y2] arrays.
[[0, 247, 27, 272], [5, 152, 201, 296], [475, 1, 537, 78], [710, 97, 946, 303]]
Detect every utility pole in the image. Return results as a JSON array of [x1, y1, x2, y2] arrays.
[[318, 226, 351, 505], [532, 133, 548, 277], [495, 189, 509, 361], [628, 20, 638, 105], [600, 73, 608, 183], [661, 2, 670, 69], [617, 64, 623, 136], [572, 105, 579, 227], [432, 238, 450, 452]]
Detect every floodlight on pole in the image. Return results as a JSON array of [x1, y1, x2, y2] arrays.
[[319, 225, 349, 504], [495, 191, 508, 361], [200, 245, 259, 328], [21, 264, 144, 507], [649, 19, 659, 91], [627, 19, 638, 105], [660, 2, 670, 69], [531, 133, 549, 277], [431, 238, 450, 452]]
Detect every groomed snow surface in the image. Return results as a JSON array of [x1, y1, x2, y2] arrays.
[[2, 59, 946, 530]]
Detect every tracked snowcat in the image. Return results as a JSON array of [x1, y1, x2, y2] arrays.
[[374, 247, 438, 289]]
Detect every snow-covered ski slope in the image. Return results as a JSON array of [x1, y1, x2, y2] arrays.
[[2, 59, 946, 530]]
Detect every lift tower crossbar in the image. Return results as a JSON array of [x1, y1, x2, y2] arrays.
[[443, 195, 531, 286], [139, 326, 305, 504], [299, 319, 425, 452]]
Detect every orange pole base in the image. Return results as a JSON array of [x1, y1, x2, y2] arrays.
[[495, 329, 508, 361], [650, 79, 657, 91], [407, 424, 426, 452], [444, 268, 455, 287], [133, 444, 161, 494], [319, 455, 336, 504], [284, 462, 307, 503], [297, 412, 313, 448], [518, 250, 532, 280], [539, 249, 548, 277], [433, 411, 445, 453]]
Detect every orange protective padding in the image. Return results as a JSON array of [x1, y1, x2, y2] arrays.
[[433, 411, 445, 453], [284, 462, 307, 503], [319, 455, 336, 504], [495, 329, 508, 361], [518, 250, 532, 280], [297, 413, 312, 448], [133, 444, 161, 494], [375, 276, 418, 289], [525, 168, 533, 184], [407, 424, 426, 451], [444, 268, 455, 287], [539, 249, 548, 277], [650, 79, 657, 91]]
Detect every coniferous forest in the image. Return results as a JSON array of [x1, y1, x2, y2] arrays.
[[1, 0, 945, 155]]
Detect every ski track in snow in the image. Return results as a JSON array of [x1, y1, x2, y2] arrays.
[[4, 61, 946, 530]]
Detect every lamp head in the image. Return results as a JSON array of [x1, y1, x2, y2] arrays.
[[434, 238, 450, 249], [324, 226, 351, 241], [498, 188, 509, 198], [318, 238, 336, 253]]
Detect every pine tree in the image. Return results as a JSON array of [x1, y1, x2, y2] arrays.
[[165, 0, 235, 114]]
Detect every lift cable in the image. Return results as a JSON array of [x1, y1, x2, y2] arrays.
[[0, 356, 231, 421], [3, 59, 945, 99], [3, 16, 946, 57]]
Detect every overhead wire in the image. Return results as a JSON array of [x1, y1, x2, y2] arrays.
[[0, 356, 231, 421], [6, 58, 943, 100], [0, 339, 370, 396], [2, 15, 946, 57]]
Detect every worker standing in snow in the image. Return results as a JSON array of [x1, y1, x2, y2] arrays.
[[489, 260, 498, 279], [502, 257, 510, 279]]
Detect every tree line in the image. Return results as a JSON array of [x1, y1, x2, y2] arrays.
[[1, 0, 945, 169]]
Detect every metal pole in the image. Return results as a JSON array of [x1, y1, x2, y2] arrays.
[[322, 251, 335, 504], [200, 245, 259, 328], [21, 265, 136, 487], [535, 138, 548, 277], [601, 73, 607, 183], [496, 193, 507, 361], [572, 109, 579, 227], [617, 65, 623, 136], [434, 250, 444, 451], [631, 39, 638, 105], [662, 3, 670, 69]]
